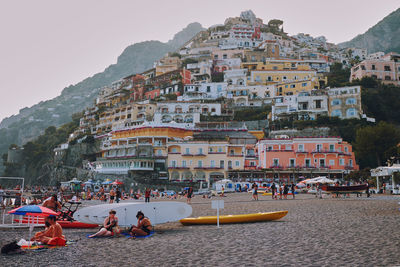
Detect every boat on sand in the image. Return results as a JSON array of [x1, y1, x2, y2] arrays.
[[321, 184, 367, 194], [180, 210, 288, 225]]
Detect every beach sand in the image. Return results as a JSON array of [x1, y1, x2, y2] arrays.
[[1, 193, 399, 266]]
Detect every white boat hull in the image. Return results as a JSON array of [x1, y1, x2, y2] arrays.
[[74, 201, 192, 226]]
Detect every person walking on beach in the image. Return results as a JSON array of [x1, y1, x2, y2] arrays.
[[145, 188, 151, 203], [252, 183, 258, 201], [116, 188, 121, 203], [187, 187, 193, 204], [279, 184, 283, 200], [283, 183, 288, 199], [366, 182, 370, 198], [271, 183, 276, 200], [291, 182, 295, 199], [109, 188, 116, 203], [317, 183, 323, 199]]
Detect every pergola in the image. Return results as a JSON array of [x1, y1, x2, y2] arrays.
[[370, 164, 400, 194]]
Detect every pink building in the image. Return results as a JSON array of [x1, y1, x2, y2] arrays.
[[256, 137, 359, 182], [350, 53, 400, 86]]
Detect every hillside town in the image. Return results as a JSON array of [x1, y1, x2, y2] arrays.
[[48, 10, 399, 187]]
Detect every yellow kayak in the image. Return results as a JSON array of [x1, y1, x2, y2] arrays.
[[180, 210, 288, 225]]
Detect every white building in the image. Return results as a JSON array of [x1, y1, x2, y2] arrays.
[[180, 82, 228, 101]]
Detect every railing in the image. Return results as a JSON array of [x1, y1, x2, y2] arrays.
[[168, 152, 181, 154], [208, 152, 226, 154], [194, 153, 206, 156], [312, 149, 338, 153], [269, 165, 284, 169], [194, 166, 223, 169], [168, 166, 189, 169], [265, 149, 293, 152], [228, 154, 244, 157], [182, 154, 194, 156]]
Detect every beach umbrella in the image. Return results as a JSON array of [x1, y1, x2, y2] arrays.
[[112, 180, 124, 185], [8, 205, 58, 245], [315, 177, 335, 184], [8, 205, 58, 217], [102, 180, 112, 185]]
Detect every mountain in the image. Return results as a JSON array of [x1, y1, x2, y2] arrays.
[[0, 22, 204, 165], [339, 8, 400, 53]]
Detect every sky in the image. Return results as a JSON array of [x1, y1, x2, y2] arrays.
[[0, 0, 399, 122]]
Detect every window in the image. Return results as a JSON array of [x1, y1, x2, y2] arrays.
[[268, 146, 273, 151], [267, 76, 272, 81], [217, 85, 222, 92], [223, 54, 227, 59], [315, 100, 322, 109], [316, 144, 322, 152], [349, 159, 353, 166], [207, 86, 211, 92], [286, 145, 292, 150], [384, 66, 391, 71], [305, 159, 311, 167], [172, 148, 177, 153], [346, 108, 357, 117], [346, 98, 357, 105], [329, 160, 335, 166], [273, 158, 279, 166], [320, 159, 325, 167], [198, 160, 203, 167], [182, 160, 186, 167], [302, 82, 307, 87], [228, 161, 232, 169], [385, 76, 391, 80], [198, 148, 203, 154], [331, 110, 342, 117], [235, 161, 240, 167], [290, 84, 296, 88], [171, 160, 177, 167], [250, 161, 256, 167], [211, 160, 215, 167], [331, 99, 341, 106], [371, 65, 376, 70], [220, 160, 224, 168], [298, 144, 304, 152], [289, 159, 295, 167], [344, 147, 348, 153], [329, 144, 335, 152], [218, 147, 223, 153], [339, 158, 345, 166], [185, 148, 190, 154], [157, 150, 162, 155]]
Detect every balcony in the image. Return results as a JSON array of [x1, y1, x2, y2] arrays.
[[168, 166, 189, 169], [194, 153, 207, 157], [208, 152, 226, 154], [194, 166, 223, 170], [182, 154, 194, 156], [228, 153, 244, 157], [245, 154, 258, 158], [265, 149, 293, 152], [295, 150, 308, 153], [269, 165, 284, 169], [168, 152, 181, 155], [312, 149, 338, 154]]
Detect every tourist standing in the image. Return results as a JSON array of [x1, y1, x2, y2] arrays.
[[279, 184, 283, 200], [145, 188, 151, 203], [271, 183, 276, 200], [283, 183, 288, 199], [109, 188, 116, 203], [187, 187, 193, 204], [366, 182, 370, 198], [317, 183, 323, 199], [252, 183, 258, 201], [116, 188, 121, 203], [291, 182, 296, 199]]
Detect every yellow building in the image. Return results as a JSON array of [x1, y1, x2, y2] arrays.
[[167, 140, 245, 182], [274, 78, 321, 96], [155, 56, 182, 76]]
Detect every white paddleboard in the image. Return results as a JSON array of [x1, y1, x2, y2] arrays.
[[74, 203, 134, 224], [74, 202, 192, 226]]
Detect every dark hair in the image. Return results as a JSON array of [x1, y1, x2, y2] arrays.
[[47, 215, 56, 221], [52, 194, 57, 199], [136, 211, 144, 218], [109, 210, 116, 215]]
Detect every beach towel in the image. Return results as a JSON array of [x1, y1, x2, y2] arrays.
[[121, 232, 155, 239]]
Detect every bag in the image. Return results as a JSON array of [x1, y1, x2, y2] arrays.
[[112, 226, 121, 235], [1, 241, 23, 254]]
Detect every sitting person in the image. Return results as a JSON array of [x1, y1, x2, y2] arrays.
[[129, 211, 153, 237], [88, 210, 119, 238], [32, 216, 65, 245], [42, 194, 62, 212]]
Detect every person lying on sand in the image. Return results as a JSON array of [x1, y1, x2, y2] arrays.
[[32, 215, 65, 244], [129, 211, 153, 237], [89, 210, 119, 238]]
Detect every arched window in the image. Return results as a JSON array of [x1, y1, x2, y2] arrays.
[[331, 110, 342, 117], [331, 99, 341, 106], [346, 98, 357, 105], [346, 108, 357, 117]]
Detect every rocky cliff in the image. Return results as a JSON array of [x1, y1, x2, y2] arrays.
[[339, 8, 400, 53]]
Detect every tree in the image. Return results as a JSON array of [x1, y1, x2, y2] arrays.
[[326, 63, 351, 87], [354, 122, 400, 168]]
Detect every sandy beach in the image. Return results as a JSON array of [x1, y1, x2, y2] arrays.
[[1, 193, 400, 267]]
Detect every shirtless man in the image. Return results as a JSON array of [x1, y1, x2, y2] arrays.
[[32, 216, 64, 244], [42, 194, 62, 212]]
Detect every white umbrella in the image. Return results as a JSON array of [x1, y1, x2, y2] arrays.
[[315, 177, 335, 184]]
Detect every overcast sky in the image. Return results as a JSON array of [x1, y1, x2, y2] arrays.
[[0, 0, 399, 122]]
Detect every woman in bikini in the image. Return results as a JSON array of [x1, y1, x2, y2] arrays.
[[129, 211, 153, 237], [88, 210, 119, 238]]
